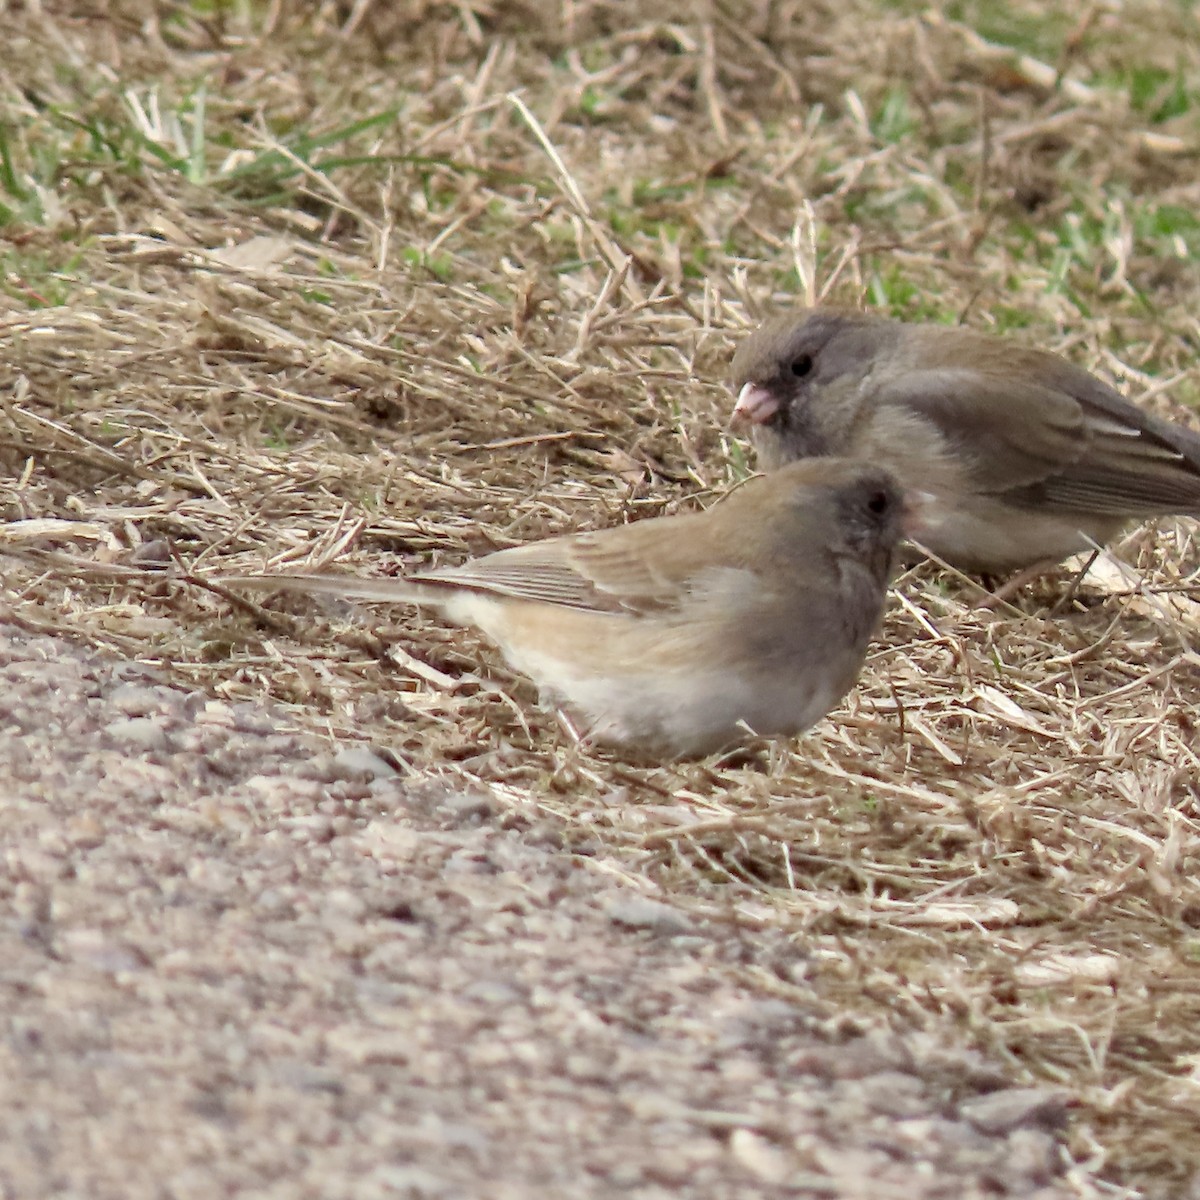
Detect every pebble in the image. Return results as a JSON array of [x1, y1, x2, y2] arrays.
[[606, 894, 694, 935], [103, 717, 170, 752]]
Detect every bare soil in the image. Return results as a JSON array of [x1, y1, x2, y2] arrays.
[[0, 621, 1089, 1199]]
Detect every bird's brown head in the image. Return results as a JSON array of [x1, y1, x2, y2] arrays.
[[730, 309, 897, 468]]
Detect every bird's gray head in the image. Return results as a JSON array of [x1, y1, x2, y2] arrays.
[[730, 309, 896, 465]]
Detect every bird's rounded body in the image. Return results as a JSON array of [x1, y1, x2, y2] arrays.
[[732, 308, 1200, 572], [232, 458, 906, 758]]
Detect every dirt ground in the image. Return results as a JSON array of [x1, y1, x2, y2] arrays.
[[1, 621, 1091, 1199], [3, 2, 1200, 1196]]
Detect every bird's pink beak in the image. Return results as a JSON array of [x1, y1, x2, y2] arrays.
[[730, 382, 780, 427]]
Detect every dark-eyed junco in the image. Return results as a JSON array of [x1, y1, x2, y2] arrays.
[[230, 458, 908, 759], [731, 308, 1200, 573]]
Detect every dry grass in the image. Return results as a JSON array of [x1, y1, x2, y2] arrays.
[[3, 1, 1200, 1193]]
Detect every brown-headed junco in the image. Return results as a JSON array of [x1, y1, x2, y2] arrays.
[[230, 458, 908, 759], [731, 308, 1200, 573]]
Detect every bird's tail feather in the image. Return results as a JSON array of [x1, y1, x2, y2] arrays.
[[224, 572, 429, 606]]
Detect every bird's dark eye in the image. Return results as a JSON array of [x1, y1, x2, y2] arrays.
[[790, 353, 813, 378], [866, 490, 891, 516]]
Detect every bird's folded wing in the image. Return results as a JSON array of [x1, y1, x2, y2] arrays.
[[875, 367, 1084, 489], [1049, 368, 1200, 513], [417, 526, 704, 615], [878, 366, 1200, 514]]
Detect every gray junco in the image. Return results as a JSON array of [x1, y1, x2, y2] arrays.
[[230, 458, 909, 759], [731, 307, 1200, 573]]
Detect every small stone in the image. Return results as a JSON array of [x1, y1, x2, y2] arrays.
[[60, 929, 148, 974], [959, 1087, 1070, 1135], [606, 895, 693, 935], [107, 683, 175, 716], [104, 717, 170, 752], [439, 791, 494, 820], [128, 538, 171, 566], [1001, 1128, 1060, 1184], [281, 814, 335, 843], [729, 1129, 790, 1184], [195, 701, 237, 728], [329, 746, 400, 781], [366, 1165, 450, 1196], [865, 1071, 929, 1118], [461, 978, 524, 1006], [325, 888, 369, 921], [65, 813, 105, 849]]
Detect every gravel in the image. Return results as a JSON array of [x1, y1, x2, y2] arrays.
[[0, 624, 1100, 1199]]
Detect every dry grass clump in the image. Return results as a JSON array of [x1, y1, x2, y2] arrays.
[[3, 1, 1200, 1193]]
